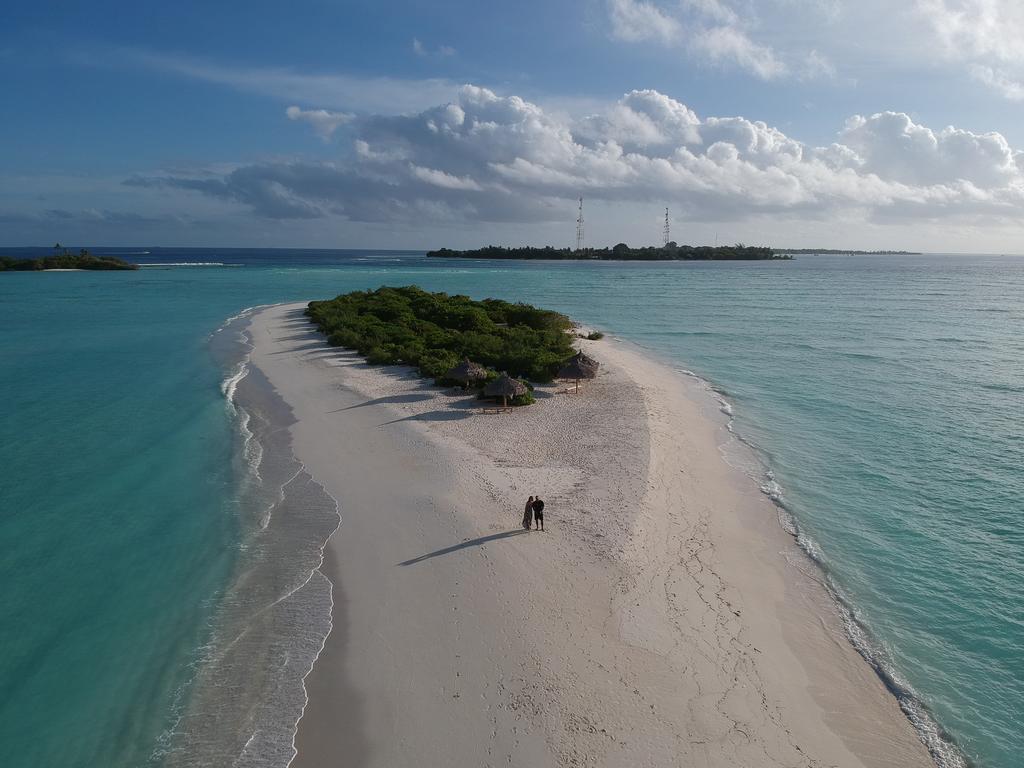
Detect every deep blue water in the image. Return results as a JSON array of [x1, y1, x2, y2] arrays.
[[0, 248, 1020, 767]]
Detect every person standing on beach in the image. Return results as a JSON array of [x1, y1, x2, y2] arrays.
[[523, 496, 534, 530], [532, 496, 545, 531]]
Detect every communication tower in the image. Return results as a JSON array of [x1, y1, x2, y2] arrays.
[[663, 207, 670, 247], [575, 197, 585, 251]]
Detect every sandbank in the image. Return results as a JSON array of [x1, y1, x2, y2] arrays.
[[245, 302, 933, 768]]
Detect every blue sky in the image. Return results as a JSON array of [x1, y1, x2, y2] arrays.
[[3, 0, 1024, 251]]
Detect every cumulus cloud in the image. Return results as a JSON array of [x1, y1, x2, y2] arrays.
[[130, 85, 1024, 227], [286, 106, 353, 140], [839, 111, 1021, 187]]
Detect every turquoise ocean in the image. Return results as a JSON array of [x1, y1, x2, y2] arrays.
[[0, 249, 1020, 767]]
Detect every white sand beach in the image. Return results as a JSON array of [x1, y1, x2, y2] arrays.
[[246, 302, 933, 768]]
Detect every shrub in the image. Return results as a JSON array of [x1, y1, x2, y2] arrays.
[[585, 331, 604, 340], [418, 349, 461, 380], [365, 345, 400, 365], [511, 390, 536, 407], [307, 287, 576, 388]]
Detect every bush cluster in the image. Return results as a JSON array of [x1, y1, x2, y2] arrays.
[[584, 331, 604, 340], [306, 286, 576, 383]]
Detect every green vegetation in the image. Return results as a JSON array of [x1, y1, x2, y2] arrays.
[[427, 242, 788, 261], [306, 286, 577, 384], [510, 389, 535, 407], [0, 244, 138, 271], [583, 331, 604, 340]]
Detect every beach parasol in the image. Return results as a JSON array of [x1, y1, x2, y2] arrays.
[[483, 373, 528, 407], [445, 358, 489, 388], [557, 352, 599, 393]]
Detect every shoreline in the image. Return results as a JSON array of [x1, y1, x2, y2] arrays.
[[245, 302, 934, 767]]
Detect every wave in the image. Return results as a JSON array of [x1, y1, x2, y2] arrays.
[[160, 309, 342, 768], [213, 304, 273, 336], [979, 382, 1023, 393], [675, 363, 970, 768], [139, 262, 238, 267], [221, 361, 248, 406]]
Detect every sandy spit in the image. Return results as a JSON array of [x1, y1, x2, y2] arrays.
[[246, 302, 933, 768]]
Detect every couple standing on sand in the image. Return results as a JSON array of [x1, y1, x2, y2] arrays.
[[523, 495, 545, 531]]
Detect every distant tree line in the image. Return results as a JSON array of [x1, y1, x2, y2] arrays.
[[427, 242, 788, 261], [0, 244, 138, 271]]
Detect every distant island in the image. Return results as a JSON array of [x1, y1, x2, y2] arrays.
[[0, 245, 139, 272], [427, 243, 788, 261], [1, 245, 139, 272], [775, 248, 921, 255]]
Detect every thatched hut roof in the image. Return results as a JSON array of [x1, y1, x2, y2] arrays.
[[484, 373, 528, 398], [446, 358, 488, 384], [558, 352, 599, 381]]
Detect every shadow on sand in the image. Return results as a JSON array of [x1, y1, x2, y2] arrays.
[[378, 409, 473, 426], [335, 393, 436, 411], [398, 529, 529, 566]]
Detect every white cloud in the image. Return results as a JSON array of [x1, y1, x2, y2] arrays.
[[691, 25, 788, 79], [409, 164, 483, 190], [413, 38, 457, 57], [122, 50, 461, 114], [606, 0, 790, 80], [917, 0, 1024, 62], [134, 86, 1024, 228], [916, 0, 1024, 98], [802, 49, 837, 80], [285, 106, 353, 140], [607, 0, 682, 44], [970, 65, 1024, 100], [603, 0, 1024, 91], [839, 111, 1021, 187], [682, 0, 739, 25]]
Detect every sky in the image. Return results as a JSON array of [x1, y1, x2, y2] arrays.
[[2, 0, 1024, 252]]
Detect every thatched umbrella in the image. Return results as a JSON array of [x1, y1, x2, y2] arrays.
[[558, 352, 599, 393], [446, 358, 488, 388], [483, 373, 528, 408]]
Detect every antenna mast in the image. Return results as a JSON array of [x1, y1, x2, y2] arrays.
[[575, 197, 585, 251], [663, 207, 670, 247]]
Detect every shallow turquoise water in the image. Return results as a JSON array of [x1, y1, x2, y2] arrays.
[[0, 251, 1020, 767]]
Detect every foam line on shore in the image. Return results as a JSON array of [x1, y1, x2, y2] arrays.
[[284, 497, 341, 768], [158, 307, 344, 768], [228, 313, 345, 768]]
